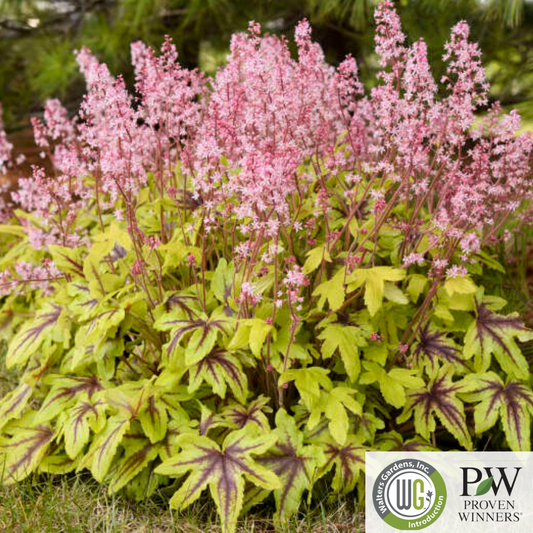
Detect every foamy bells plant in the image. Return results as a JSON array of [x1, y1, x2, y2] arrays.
[[0, 2, 533, 531]]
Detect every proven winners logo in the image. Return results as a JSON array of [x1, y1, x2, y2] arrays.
[[458, 466, 522, 523], [372, 459, 446, 530]]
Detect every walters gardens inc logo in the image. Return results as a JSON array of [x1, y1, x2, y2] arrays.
[[366, 452, 533, 532], [372, 459, 446, 530]]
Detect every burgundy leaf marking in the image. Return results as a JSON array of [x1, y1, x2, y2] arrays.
[[40, 375, 102, 413], [256, 437, 310, 517], [70, 399, 103, 450], [3, 384, 32, 418], [322, 441, 364, 491], [164, 294, 199, 319], [475, 304, 527, 367], [10, 304, 62, 359], [413, 325, 463, 370], [4, 426, 54, 480], [166, 318, 228, 356]]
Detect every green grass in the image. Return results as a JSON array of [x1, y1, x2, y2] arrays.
[[0, 474, 364, 533]]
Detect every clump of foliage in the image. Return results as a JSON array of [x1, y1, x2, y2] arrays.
[[0, 2, 533, 531]]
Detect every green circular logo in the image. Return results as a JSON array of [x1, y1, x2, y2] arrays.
[[372, 459, 447, 530]]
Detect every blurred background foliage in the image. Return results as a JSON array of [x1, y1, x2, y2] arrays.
[[0, 0, 532, 130]]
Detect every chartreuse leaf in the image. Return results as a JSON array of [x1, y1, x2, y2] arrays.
[[360, 361, 424, 409], [35, 375, 102, 424], [383, 282, 409, 305], [0, 417, 55, 483], [83, 224, 131, 275], [347, 266, 406, 316], [308, 387, 362, 445], [476, 250, 505, 273], [443, 275, 477, 297], [188, 349, 248, 403], [0, 383, 32, 431], [227, 319, 273, 358], [48, 244, 85, 277], [155, 314, 230, 366], [212, 258, 235, 304], [64, 398, 107, 459], [80, 415, 131, 482], [280, 367, 332, 412], [397, 365, 472, 449], [138, 396, 168, 444], [318, 436, 365, 494], [303, 245, 331, 275], [464, 303, 533, 379], [110, 440, 159, 494], [198, 403, 229, 436], [313, 269, 345, 311], [318, 323, 368, 381], [411, 325, 465, 377], [244, 410, 324, 520], [158, 231, 201, 274], [461, 372, 533, 451], [155, 429, 280, 533], [78, 308, 125, 351], [222, 397, 272, 432], [0, 224, 26, 237], [39, 454, 79, 475], [7, 304, 69, 368], [406, 274, 428, 303]]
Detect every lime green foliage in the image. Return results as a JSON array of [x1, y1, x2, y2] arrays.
[[1, 170, 533, 532]]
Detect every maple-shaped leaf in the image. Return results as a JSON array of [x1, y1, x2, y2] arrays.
[[303, 245, 332, 275], [360, 361, 424, 409], [313, 269, 345, 311], [222, 397, 272, 432], [155, 429, 280, 533], [318, 322, 368, 381], [188, 348, 248, 403], [411, 325, 465, 376], [464, 303, 533, 379], [0, 383, 32, 431], [227, 318, 274, 359], [443, 275, 477, 297], [35, 375, 103, 424], [156, 314, 230, 366], [308, 387, 362, 445], [244, 410, 324, 520], [461, 372, 533, 451], [79, 308, 125, 350], [317, 436, 365, 494], [397, 365, 472, 449], [7, 304, 70, 368], [347, 266, 406, 317], [280, 367, 332, 412], [0, 417, 55, 483], [63, 398, 107, 459]]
